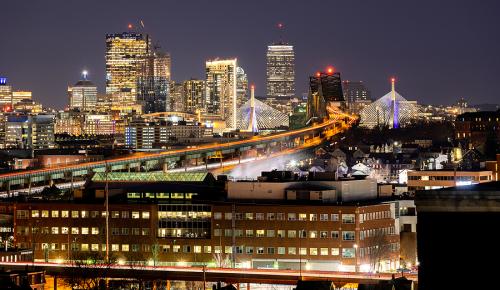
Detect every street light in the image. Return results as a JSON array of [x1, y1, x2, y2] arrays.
[[354, 244, 359, 273]]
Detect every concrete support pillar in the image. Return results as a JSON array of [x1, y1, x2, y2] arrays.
[[53, 275, 57, 290], [163, 161, 168, 173], [166, 280, 171, 290], [247, 282, 250, 290], [205, 154, 208, 170]]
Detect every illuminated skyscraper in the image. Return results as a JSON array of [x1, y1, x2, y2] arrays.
[[266, 43, 295, 99], [68, 71, 97, 112], [183, 79, 205, 114], [169, 81, 185, 112], [137, 50, 171, 114], [205, 58, 237, 129], [105, 32, 149, 112], [236, 67, 248, 108]]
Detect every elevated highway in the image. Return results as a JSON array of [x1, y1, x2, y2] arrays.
[[0, 116, 355, 193]]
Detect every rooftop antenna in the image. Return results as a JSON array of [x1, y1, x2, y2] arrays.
[[277, 22, 285, 44], [82, 70, 88, 80]]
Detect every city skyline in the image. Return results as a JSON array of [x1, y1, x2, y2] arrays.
[[1, 0, 499, 109]]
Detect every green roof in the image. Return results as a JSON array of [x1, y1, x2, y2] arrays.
[[92, 172, 210, 183]]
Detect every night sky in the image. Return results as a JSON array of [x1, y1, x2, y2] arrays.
[[1, 0, 499, 109]]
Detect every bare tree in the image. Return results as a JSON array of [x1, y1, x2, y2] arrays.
[[63, 251, 116, 290], [367, 229, 392, 272]]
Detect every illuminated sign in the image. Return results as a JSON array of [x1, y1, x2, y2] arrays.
[[0, 77, 6, 85]]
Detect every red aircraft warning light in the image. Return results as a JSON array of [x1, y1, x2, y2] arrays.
[[316, 72, 321, 77], [327, 67, 334, 74], [128, 24, 133, 29]]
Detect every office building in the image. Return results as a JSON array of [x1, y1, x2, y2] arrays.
[[205, 59, 237, 129], [183, 79, 205, 114], [0, 77, 12, 108], [30, 115, 56, 149], [10, 172, 400, 272], [306, 69, 345, 124], [124, 118, 212, 149], [137, 50, 171, 114], [266, 43, 295, 100], [105, 32, 149, 112], [12, 91, 32, 106], [3, 115, 55, 149], [236, 67, 248, 108], [67, 72, 97, 112], [169, 81, 185, 112]]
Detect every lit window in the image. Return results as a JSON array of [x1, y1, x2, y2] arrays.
[[81, 211, 89, 218], [288, 247, 296, 255], [122, 244, 129, 252], [331, 214, 339, 221], [61, 227, 68, 234], [224, 213, 232, 220], [31, 210, 39, 218], [256, 230, 265, 237], [278, 247, 286, 255], [81, 227, 89, 235], [131, 212, 140, 219], [81, 244, 89, 251], [299, 213, 307, 221], [111, 244, 119, 251], [41, 210, 49, 218], [71, 211, 79, 218], [91, 244, 99, 251], [309, 231, 317, 238], [320, 248, 329, 256], [71, 227, 79, 234], [51, 227, 59, 234], [342, 214, 355, 224], [342, 231, 355, 241], [204, 246, 212, 253], [342, 248, 355, 258], [309, 248, 318, 255], [112, 211, 119, 218], [194, 246, 202, 253], [91, 227, 99, 235], [51, 210, 59, 218], [142, 212, 150, 219], [213, 212, 222, 220], [299, 248, 307, 255]]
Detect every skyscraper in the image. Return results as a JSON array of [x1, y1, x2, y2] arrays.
[[169, 81, 185, 112], [68, 71, 97, 112], [105, 32, 149, 112], [205, 59, 237, 129], [236, 67, 248, 108], [137, 49, 171, 114], [306, 68, 345, 124], [266, 43, 295, 99], [183, 79, 205, 114]]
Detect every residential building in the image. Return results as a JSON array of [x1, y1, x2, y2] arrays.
[[205, 59, 237, 129], [183, 79, 205, 114], [455, 110, 500, 149], [236, 67, 248, 108]]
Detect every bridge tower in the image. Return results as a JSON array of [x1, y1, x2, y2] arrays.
[[246, 85, 258, 133]]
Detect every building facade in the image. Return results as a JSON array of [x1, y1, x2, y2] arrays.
[[407, 170, 493, 192], [105, 32, 149, 112], [68, 77, 97, 112], [266, 44, 295, 100], [205, 59, 237, 129], [183, 79, 205, 114]]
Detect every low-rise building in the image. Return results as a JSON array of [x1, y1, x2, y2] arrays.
[[407, 170, 493, 192]]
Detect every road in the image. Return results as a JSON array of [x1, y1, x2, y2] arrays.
[[0, 261, 417, 285]]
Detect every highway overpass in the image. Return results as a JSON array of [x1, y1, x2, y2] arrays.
[[0, 117, 354, 194]]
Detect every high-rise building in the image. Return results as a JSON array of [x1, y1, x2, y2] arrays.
[[205, 59, 237, 129], [169, 81, 185, 112], [105, 32, 149, 112], [236, 67, 248, 108], [266, 43, 295, 100], [306, 69, 345, 124], [67, 71, 97, 112], [137, 50, 170, 114], [183, 79, 205, 114], [0, 77, 13, 108]]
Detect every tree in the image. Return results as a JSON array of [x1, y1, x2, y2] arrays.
[[367, 229, 392, 273], [63, 251, 116, 290]]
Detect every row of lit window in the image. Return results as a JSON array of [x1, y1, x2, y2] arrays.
[[16, 226, 150, 236], [213, 212, 355, 223], [360, 211, 391, 222], [213, 229, 355, 240], [16, 210, 150, 219]]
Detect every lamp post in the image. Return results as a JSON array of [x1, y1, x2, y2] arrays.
[[216, 224, 222, 267], [354, 244, 359, 273]]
